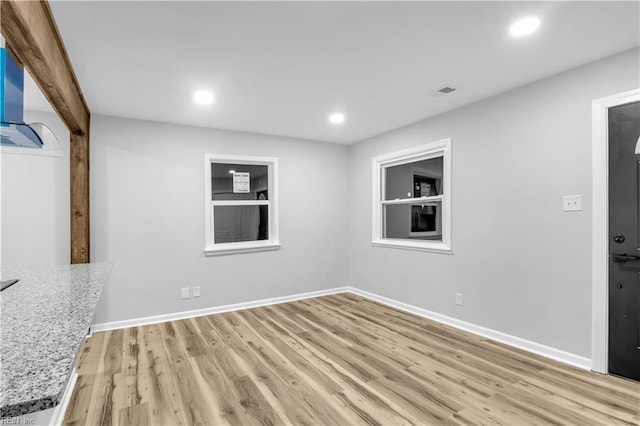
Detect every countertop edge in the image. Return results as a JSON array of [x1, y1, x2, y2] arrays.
[[0, 263, 112, 419], [0, 393, 59, 419]]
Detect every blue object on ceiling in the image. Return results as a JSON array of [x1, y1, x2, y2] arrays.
[[0, 47, 44, 148]]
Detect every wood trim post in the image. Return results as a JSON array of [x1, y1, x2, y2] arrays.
[[70, 123, 90, 264], [1, 0, 91, 263]]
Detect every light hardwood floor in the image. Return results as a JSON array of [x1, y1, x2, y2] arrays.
[[63, 294, 640, 425]]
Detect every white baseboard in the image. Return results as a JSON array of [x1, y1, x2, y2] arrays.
[[91, 286, 350, 333], [348, 287, 591, 371], [91, 284, 591, 371], [50, 371, 77, 426]]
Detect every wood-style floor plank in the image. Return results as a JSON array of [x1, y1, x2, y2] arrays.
[[75, 331, 107, 376], [63, 294, 640, 425]]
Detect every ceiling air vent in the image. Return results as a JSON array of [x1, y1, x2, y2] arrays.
[[437, 86, 456, 94], [427, 85, 458, 98]]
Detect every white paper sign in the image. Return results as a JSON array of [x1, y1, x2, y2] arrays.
[[233, 172, 250, 193]]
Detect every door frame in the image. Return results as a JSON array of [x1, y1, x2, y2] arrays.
[[591, 88, 640, 374]]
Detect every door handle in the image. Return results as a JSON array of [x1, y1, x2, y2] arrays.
[[612, 253, 640, 262]]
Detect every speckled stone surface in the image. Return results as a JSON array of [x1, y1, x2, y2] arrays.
[[0, 263, 112, 418]]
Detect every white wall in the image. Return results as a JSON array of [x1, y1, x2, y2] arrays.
[[347, 47, 640, 359], [90, 115, 349, 324], [1, 111, 70, 270], [13, 48, 632, 362]]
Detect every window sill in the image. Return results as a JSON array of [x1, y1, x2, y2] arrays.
[[371, 239, 452, 255], [204, 242, 281, 256]]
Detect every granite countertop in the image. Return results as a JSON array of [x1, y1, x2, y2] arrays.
[[0, 262, 112, 418]]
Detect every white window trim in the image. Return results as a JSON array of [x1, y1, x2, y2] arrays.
[[372, 138, 452, 254], [204, 153, 280, 256]]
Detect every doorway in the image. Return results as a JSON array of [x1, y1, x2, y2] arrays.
[[608, 101, 640, 381], [592, 89, 640, 377]]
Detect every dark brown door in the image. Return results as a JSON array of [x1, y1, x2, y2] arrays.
[[608, 101, 640, 381]]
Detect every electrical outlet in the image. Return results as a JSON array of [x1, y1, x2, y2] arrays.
[[455, 293, 463, 306], [193, 286, 201, 298], [181, 287, 190, 299], [563, 195, 582, 212]]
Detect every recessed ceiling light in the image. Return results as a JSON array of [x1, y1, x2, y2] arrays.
[[509, 17, 541, 37], [193, 90, 214, 105], [228, 170, 235, 174], [329, 113, 345, 124]]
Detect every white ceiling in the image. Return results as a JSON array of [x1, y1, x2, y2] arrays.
[[23, 1, 640, 144]]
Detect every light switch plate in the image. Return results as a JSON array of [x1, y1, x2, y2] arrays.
[[181, 287, 190, 299], [563, 195, 582, 212], [455, 292, 463, 306]]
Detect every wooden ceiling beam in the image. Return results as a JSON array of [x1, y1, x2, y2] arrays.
[[1, 0, 89, 135], [1, 0, 91, 264]]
